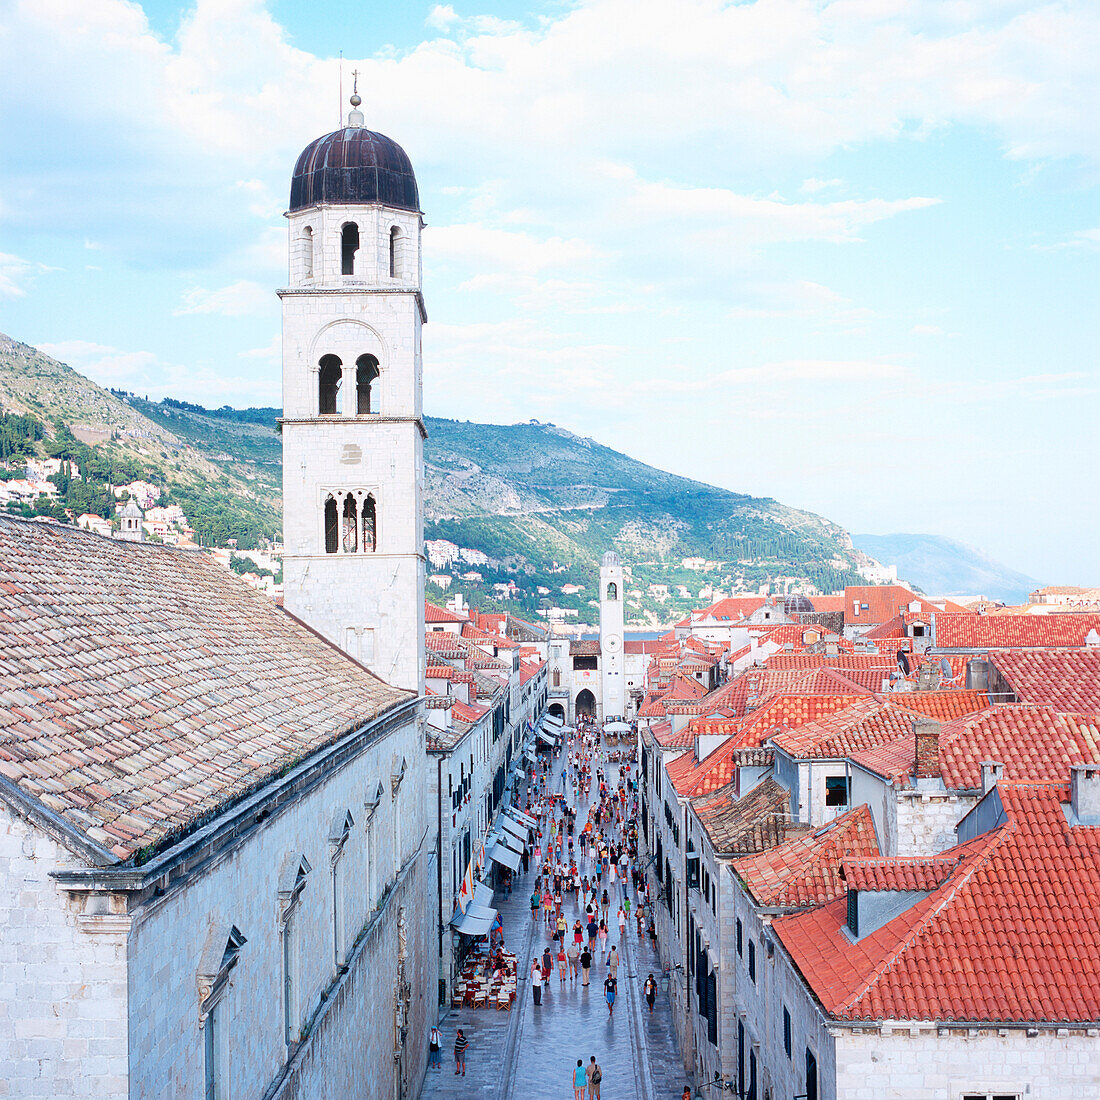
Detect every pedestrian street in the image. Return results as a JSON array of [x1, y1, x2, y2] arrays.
[[420, 731, 690, 1100]]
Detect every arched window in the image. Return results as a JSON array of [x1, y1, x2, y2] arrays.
[[606, 582, 618, 601], [341, 223, 359, 276], [324, 495, 338, 554], [318, 355, 342, 415], [302, 225, 314, 279], [552, 668, 561, 688], [389, 226, 400, 278], [356, 355, 379, 415], [362, 494, 376, 552], [342, 495, 358, 553]]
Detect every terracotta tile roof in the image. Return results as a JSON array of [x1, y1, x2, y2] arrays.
[[771, 699, 925, 760], [765, 652, 896, 670], [851, 704, 1100, 789], [693, 777, 796, 854], [774, 782, 1100, 1023], [569, 640, 601, 656], [731, 694, 867, 748], [462, 622, 517, 648], [844, 585, 937, 627], [862, 614, 908, 640], [648, 719, 689, 748], [840, 856, 955, 892], [425, 601, 467, 624], [886, 689, 988, 722], [694, 596, 766, 622], [518, 658, 544, 686], [625, 639, 667, 655], [425, 632, 467, 658], [667, 736, 742, 796], [991, 649, 1100, 712], [808, 596, 846, 613], [0, 517, 411, 864], [933, 613, 1100, 650], [732, 805, 879, 908]]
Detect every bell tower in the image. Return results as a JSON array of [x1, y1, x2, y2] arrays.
[[599, 551, 625, 719], [279, 89, 425, 693]]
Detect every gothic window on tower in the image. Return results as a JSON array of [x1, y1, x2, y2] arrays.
[[318, 355, 342, 415], [323, 491, 377, 554], [341, 222, 359, 276], [389, 226, 401, 278], [356, 355, 380, 414], [301, 225, 314, 279], [607, 582, 618, 600]]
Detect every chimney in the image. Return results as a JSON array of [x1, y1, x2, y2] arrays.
[[966, 658, 991, 691], [980, 760, 1004, 794], [1070, 764, 1100, 826], [913, 717, 941, 779]]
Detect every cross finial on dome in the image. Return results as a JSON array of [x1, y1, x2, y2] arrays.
[[348, 68, 364, 126]]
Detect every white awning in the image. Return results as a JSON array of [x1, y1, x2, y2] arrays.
[[472, 880, 494, 908], [498, 816, 528, 843], [543, 713, 564, 727], [450, 903, 498, 937], [491, 830, 523, 855], [508, 807, 538, 829], [558, 724, 576, 734], [537, 731, 557, 746], [488, 843, 521, 872], [604, 721, 632, 732], [524, 749, 538, 764]]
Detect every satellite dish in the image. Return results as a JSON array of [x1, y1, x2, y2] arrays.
[[940, 657, 952, 679]]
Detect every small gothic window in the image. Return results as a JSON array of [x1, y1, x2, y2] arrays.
[[341, 222, 359, 276], [607, 582, 618, 601], [362, 494, 376, 552], [356, 355, 379, 415], [552, 668, 561, 688], [324, 495, 338, 554], [389, 226, 400, 278], [342, 495, 358, 553], [302, 225, 313, 279], [318, 355, 341, 415]]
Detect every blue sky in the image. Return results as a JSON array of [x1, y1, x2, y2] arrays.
[[1, 0, 1097, 583]]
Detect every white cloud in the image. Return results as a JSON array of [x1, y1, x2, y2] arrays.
[[910, 323, 945, 335], [428, 224, 600, 275], [0, 252, 55, 298], [174, 280, 272, 317], [238, 334, 281, 362], [426, 5, 459, 32]]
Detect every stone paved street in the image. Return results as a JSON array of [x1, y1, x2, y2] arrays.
[[420, 737, 691, 1100]]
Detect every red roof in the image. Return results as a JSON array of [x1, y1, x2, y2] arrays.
[[695, 596, 766, 622], [766, 652, 896, 670], [774, 782, 1100, 1023], [844, 585, 936, 627], [808, 596, 846, 613], [771, 699, 921, 760], [934, 613, 1100, 649], [732, 805, 879, 907], [888, 689, 989, 722], [425, 601, 467, 624], [667, 736, 743, 796], [991, 648, 1100, 712], [851, 704, 1100, 789], [841, 856, 955, 892]]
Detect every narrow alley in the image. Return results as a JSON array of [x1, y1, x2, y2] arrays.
[[420, 729, 689, 1100]]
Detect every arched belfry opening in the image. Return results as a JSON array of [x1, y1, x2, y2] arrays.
[[318, 356, 342, 415], [356, 355, 380, 415], [341, 496, 358, 553], [324, 496, 339, 554], [389, 226, 401, 278], [575, 689, 597, 720], [302, 225, 314, 279], [606, 582, 618, 601], [362, 493, 377, 551], [341, 223, 359, 276]]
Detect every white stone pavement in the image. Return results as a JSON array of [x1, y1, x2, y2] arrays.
[[420, 738, 692, 1100]]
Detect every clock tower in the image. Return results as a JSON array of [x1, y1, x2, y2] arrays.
[[599, 551, 626, 720]]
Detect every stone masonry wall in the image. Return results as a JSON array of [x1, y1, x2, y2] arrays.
[[0, 809, 129, 1099]]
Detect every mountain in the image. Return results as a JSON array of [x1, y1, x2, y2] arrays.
[[0, 332, 872, 623], [852, 532, 1040, 604]]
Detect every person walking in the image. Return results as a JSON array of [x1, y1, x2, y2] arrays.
[[643, 973, 657, 1014], [522, 845, 530, 875], [580, 946, 592, 986], [557, 943, 568, 984], [617, 905, 627, 938], [608, 944, 619, 981], [598, 919, 609, 959], [530, 888, 540, 922], [588, 1057, 602, 1100], [531, 958, 543, 1005], [604, 972, 617, 1015], [572, 1059, 588, 1100], [567, 938, 580, 982], [541, 945, 553, 986], [453, 1029, 468, 1076], [428, 1024, 441, 1069]]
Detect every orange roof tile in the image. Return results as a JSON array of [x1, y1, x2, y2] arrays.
[[840, 856, 955, 892], [693, 777, 794, 853], [732, 805, 880, 907], [774, 782, 1100, 1023], [991, 648, 1100, 712], [933, 613, 1100, 649], [425, 601, 467, 624], [771, 699, 925, 760], [844, 585, 938, 626]]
